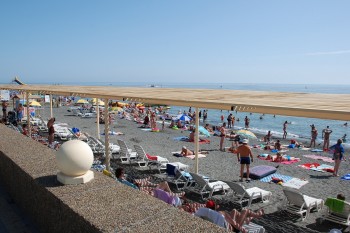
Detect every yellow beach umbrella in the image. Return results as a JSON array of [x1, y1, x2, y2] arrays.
[[29, 100, 41, 107], [76, 99, 89, 104], [91, 98, 105, 106]]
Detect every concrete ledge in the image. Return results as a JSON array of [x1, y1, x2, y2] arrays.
[[0, 125, 225, 232]]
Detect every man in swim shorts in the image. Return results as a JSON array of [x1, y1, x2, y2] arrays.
[[236, 139, 254, 182]]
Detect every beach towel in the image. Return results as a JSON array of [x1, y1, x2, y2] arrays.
[[303, 154, 334, 163], [140, 128, 152, 131], [101, 131, 124, 135], [298, 162, 320, 169], [260, 173, 293, 183], [186, 154, 206, 160], [173, 137, 210, 144], [173, 136, 189, 141], [310, 164, 334, 173], [146, 154, 158, 161], [325, 198, 345, 213], [172, 151, 206, 159], [341, 174, 350, 180], [282, 178, 309, 189], [311, 149, 323, 152], [258, 155, 300, 164]]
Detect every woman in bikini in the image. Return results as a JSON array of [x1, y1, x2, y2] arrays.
[[219, 123, 226, 151]]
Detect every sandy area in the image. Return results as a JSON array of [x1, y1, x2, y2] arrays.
[[39, 105, 350, 233]]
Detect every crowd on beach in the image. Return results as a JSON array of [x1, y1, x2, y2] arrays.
[[2, 98, 350, 232]]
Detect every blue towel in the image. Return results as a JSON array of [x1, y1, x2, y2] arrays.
[[260, 173, 293, 183], [173, 136, 189, 141], [341, 173, 350, 180]]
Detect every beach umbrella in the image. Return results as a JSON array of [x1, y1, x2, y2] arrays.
[[76, 99, 89, 104], [29, 100, 41, 107], [176, 114, 192, 122], [193, 125, 210, 137], [90, 98, 105, 106], [235, 129, 257, 139]]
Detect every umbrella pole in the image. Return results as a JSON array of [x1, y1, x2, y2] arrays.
[[96, 101, 100, 139], [104, 98, 111, 171], [26, 92, 31, 136], [195, 107, 199, 174], [50, 94, 53, 118]]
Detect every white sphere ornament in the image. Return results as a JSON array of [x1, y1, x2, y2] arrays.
[[56, 140, 94, 177]]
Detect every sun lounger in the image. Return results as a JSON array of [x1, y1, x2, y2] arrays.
[[186, 172, 230, 200], [117, 140, 140, 165], [226, 181, 272, 208], [134, 145, 168, 170], [282, 188, 324, 221], [323, 198, 350, 227], [165, 164, 192, 190], [54, 126, 73, 141]]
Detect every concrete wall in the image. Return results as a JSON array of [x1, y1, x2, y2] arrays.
[[0, 125, 225, 233]]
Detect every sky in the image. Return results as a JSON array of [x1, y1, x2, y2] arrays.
[[0, 0, 350, 85]]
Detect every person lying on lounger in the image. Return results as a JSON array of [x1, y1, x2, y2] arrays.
[[115, 167, 172, 191], [195, 200, 264, 233]]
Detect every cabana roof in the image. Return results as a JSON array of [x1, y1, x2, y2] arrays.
[[0, 84, 349, 121]]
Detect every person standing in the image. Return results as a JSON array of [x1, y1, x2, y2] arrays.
[[309, 124, 318, 148], [330, 139, 345, 177], [219, 123, 226, 151], [199, 110, 202, 119], [232, 115, 235, 129], [2, 101, 8, 121], [244, 116, 250, 129], [236, 139, 254, 182], [283, 121, 288, 139], [227, 113, 233, 128], [322, 126, 333, 151], [47, 117, 55, 145], [203, 110, 208, 121], [16, 103, 24, 122]]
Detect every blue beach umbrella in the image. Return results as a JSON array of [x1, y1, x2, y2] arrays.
[[176, 114, 192, 122]]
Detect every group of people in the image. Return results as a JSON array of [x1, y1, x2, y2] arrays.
[[115, 167, 265, 232], [1, 101, 25, 124]]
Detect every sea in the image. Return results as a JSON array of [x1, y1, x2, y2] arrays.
[[4, 81, 350, 147]]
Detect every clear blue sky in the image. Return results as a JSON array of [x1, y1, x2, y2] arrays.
[[1, 0, 349, 84]]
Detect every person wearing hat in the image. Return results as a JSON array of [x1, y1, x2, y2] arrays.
[[236, 139, 254, 182]]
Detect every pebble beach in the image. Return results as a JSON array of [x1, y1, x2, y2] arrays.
[[38, 104, 350, 233]]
